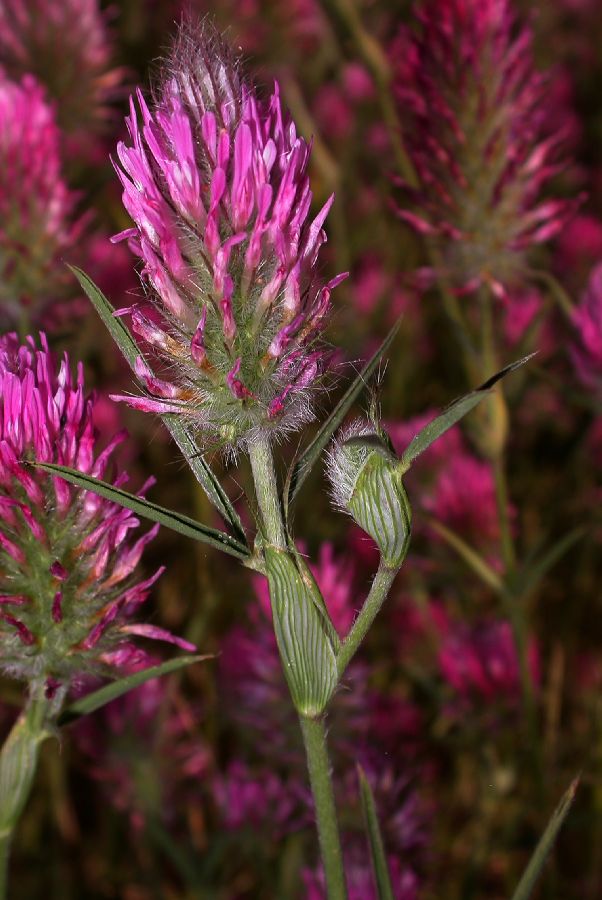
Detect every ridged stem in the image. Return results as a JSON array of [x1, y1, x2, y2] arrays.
[[300, 715, 347, 900], [248, 435, 347, 898], [336, 561, 398, 678]]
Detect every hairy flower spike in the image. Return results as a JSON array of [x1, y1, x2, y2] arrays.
[[392, 0, 582, 297], [0, 73, 81, 323], [0, 334, 193, 693], [111, 23, 346, 450]]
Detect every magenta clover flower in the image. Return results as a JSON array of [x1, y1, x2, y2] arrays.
[[392, 0, 582, 298], [0, 333, 193, 696], [111, 24, 346, 449]]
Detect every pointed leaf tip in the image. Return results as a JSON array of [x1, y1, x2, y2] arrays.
[[401, 354, 533, 469], [509, 776, 579, 900]]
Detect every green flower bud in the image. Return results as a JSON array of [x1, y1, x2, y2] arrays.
[[326, 420, 411, 568]]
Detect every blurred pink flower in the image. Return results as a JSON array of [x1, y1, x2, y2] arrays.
[[0, 0, 124, 150], [213, 760, 309, 835], [341, 63, 374, 102], [0, 73, 82, 325], [392, 0, 582, 297], [556, 214, 602, 285], [0, 333, 193, 696], [350, 254, 412, 323], [571, 262, 602, 398], [426, 452, 500, 543], [435, 613, 539, 704], [314, 84, 354, 140], [502, 288, 544, 347]]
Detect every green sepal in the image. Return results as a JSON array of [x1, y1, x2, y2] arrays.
[[58, 654, 210, 726], [400, 355, 533, 471], [509, 777, 579, 900], [348, 451, 412, 569], [36, 463, 251, 560], [358, 765, 395, 900], [284, 319, 400, 514], [68, 265, 248, 547], [265, 546, 338, 716]]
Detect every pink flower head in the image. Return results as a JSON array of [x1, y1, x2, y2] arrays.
[[111, 22, 346, 450], [0, 333, 193, 695], [571, 262, 602, 399], [392, 0, 582, 297], [0, 0, 123, 146], [437, 616, 539, 705], [0, 73, 81, 324]]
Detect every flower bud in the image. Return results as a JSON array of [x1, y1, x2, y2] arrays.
[[326, 421, 411, 568]]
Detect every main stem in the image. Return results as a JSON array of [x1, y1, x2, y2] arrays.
[[248, 434, 347, 899], [300, 716, 347, 900]]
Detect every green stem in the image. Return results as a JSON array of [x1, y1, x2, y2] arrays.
[[300, 716, 347, 900], [493, 455, 517, 573], [0, 832, 9, 900], [336, 561, 398, 678], [248, 433, 286, 549], [248, 434, 347, 898], [480, 292, 538, 753]]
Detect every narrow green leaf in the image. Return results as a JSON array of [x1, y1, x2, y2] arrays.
[[510, 528, 585, 600], [509, 777, 579, 900], [285, 319, 400, 510], [59, 655, 210, 726], [36, 463, 251, 559], [400, 355, 534, 469], [68, 265, 248, 546], [358, 765, 395, 900], [162, 415, 248, 546], [69, 264, 139, 369]]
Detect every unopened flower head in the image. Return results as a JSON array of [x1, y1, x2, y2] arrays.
[[0, 73, 81, 323], [0, 334, 193, 697], [392, 0, 582, 297], [111, 23, 346, 450], [0, 0, 123, 141], [326, 419, 411, 568]]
